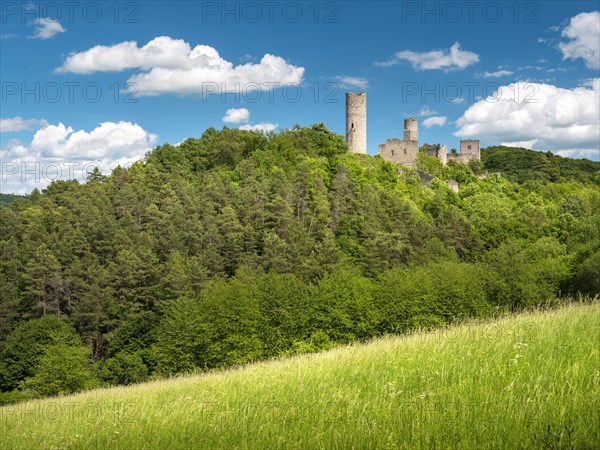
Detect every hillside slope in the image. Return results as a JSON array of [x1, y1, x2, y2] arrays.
[[1, 125, 600, 405], [1, 302, 598, 449], [482, 146, 600, 184]]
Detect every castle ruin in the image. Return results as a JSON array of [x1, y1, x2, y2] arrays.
[[378, 119, 420, 167], [452, 139, 481, 163], [345, 92, 480, 166], [423, 143, 448, 165]]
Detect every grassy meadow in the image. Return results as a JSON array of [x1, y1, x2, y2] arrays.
[[1, 301, 598, 449]]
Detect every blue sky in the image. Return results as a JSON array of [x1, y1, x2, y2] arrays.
[[1, 1, 599, 193]]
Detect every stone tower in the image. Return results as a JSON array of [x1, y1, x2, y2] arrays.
[[346, 92, 367, 154], [404, 118, 418, 141], [459, 139, 480, 161]]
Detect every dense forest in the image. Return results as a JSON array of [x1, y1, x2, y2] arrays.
[[0, 194, 23, 207], [1, 124, 599, 403], [481, 146, 600, 185]]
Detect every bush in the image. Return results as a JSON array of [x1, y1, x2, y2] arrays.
[[257, 273, 312, 358], [485, 238, 571, 310], [108, 311, 159, 371], [284, 330, 334, 356], [375, 262, 492, 334], [571, 250, 600, 295], [309, 271, 378, 342], [152, 297, 204, 375], [0, 317, 80, 391], [0, 389, 25, 405], [22, 338, 97, 397], [154, 278, 263, 375], [98, 352, 149, 386]]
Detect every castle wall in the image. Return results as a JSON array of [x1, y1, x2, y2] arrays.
[[439, 145, 448, 165], [379, 117, 420, 166], [424, 144, 447, 165], [378, 138, 419, 167], [447, 154, 470, 164], [346, 93, 367, 154]]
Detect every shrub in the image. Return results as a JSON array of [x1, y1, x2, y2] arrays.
[[257, 273, 312, 357], [0, 317, 80, 391], [154, 278, 263, 374], [375, 262, 491, 334], [310, 271, 378, 342], [98, 352, 149, 386], [22, 339, 97, 397]]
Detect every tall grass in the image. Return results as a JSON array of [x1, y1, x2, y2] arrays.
[[1, 302, 598, 449]]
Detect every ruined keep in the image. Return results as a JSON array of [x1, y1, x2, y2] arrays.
[[346, 92, 367, 154], [378, 119, 420, 167]]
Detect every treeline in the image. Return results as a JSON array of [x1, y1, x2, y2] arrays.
[[1, 124, 599, 403], [481, 146, 600, 185], [0, 194, 22, 207]]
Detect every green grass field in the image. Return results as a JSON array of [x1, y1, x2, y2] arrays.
[[1, 302, 598, 449]]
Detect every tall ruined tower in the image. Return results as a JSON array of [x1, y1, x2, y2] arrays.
[[404, 118, 418, 142], [346, 92, 367, 154]]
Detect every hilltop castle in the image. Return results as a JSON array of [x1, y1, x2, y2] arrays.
[[345, 92, 480, 167]]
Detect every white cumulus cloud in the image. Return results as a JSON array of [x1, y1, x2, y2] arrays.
[[556, 148, 600, 159], [375, 42, 479, 71], [0, 117, 48, 133], [30, 18, 65, 39], [55, 36, 305, 96], [558, 11, 600, 69], [28, 121, 156, 160], [0, 121, 157, 194], [500, 139, 539, 149], [239, 123, 278, 132], [223, 108, 250, 124], [335, 76, 369, 90], [455, 79, 600, 158], [418, 106, 437, 117], [422, 116, 447, 128]]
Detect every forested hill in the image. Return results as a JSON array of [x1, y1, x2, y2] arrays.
[[0, 194, 23, 207], [482, 146, 600, 184], [1, 124, 599, 403]]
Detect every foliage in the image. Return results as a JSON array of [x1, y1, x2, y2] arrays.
[[482, 146, 600, 185], [376, 261, 491, 333], [0, 316, 80, 391], [21, 330, 97, 397], [98, 352, 149, 386], [416, 150, 443, 176], [0, 194, 26, 207]]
